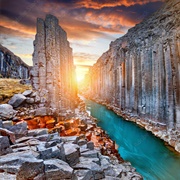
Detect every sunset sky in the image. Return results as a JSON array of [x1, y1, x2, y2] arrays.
[[0, 0, 164, 81]]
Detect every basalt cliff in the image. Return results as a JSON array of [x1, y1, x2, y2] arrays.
[[0, 44, 30, 79], [31, 14, 77, 116], [84, 0, 180, 143]]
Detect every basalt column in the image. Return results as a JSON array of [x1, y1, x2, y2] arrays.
[[85, 0, 180, 130], [31, 14, 77, 115]]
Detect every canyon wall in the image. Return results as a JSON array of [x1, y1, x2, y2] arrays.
[[0, 44, 30, 79], [31, 14, 77, 115], [85, 0, 180, 130]]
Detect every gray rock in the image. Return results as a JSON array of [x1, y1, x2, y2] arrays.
[[87, 141, 94, 150], [0, 104, 17, 120], [37, 143, 53, 160], [0, 151, 42, 178], [8, 94, 26, 108], [0, 136, 12, 155], [44, 159, 74, 180], [16, 158, 44, 180], [22, 90, 33, 96], [28, 128, 48, 137], [64, 143, 80, 166], [7, 122, 27, 139], [78, 139, 87, 146], [81, 150, 99, 158], [26, 97, 35, 104], [74, 160, 105, 179]]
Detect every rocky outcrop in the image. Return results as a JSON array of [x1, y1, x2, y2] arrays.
[[0, 44, 30, 79], [31, 14, 77, 116], [0, 120, 142, 179], [85, 0, 180, 131]]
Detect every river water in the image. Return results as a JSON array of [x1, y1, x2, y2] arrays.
[[85, 99, 180, 180]]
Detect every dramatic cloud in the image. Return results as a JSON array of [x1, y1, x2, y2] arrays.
[[0, 0, 164, 80]]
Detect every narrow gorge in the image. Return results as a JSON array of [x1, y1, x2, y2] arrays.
[[83, 0, 180, 151]]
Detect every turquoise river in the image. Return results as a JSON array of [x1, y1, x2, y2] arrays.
[[85, 99, 180, 180]]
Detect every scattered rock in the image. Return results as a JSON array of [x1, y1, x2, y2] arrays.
[[44, 159, 74, 179], [0, 104, 17, 120], [8, 94, 26, 108], [6, 122, 27, 139], [0, 136, 12, 155], [64, 143, 80, 166], [22, 90, 33, 97]]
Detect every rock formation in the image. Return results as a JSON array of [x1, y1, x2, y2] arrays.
[[0, 44, 30, 79], [31, 14, 77, 115], [85, 0, 180, 130]]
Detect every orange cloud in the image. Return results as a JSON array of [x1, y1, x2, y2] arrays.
[[0, 16, 35, 37], [77, 0, 164, 9]]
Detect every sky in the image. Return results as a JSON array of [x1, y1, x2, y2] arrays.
[[0, 0, 164, 81]]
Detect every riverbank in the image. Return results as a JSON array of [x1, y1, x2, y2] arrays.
[[84, 96, 180, 154]]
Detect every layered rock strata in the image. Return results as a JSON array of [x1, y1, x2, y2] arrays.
[[0, 44, 30, 79], [85, 0, 180, 131], [31, 15, 77, 115]]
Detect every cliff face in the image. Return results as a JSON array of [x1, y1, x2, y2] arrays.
[[85, 0, 180, 130], [31, 14, 77, 115], [0, 44, 30, 79]]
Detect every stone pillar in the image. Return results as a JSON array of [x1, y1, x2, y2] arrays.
[[31, 14, 77, 116]]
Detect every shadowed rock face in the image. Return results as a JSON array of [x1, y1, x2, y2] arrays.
[[31, 14, 77, 115], [85, 0, 180, 130], [0, 44, 30, 79]]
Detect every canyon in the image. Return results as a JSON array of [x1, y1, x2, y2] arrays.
[[83, 0, 180, 151], [0, 0, 180, 178]]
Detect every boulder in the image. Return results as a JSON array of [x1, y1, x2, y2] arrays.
[[22, 90, 33, 97], [44, 159, 74, 180], [74, 159, 105, 179], [8, 94, 26, 108], [64, 143, 80, 166], [0, 151, 42, 176], [0, 104, 17, 120], [87, 141, 94, 150], [0, 136, 12, 155], [7, 122, 27, 139]]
